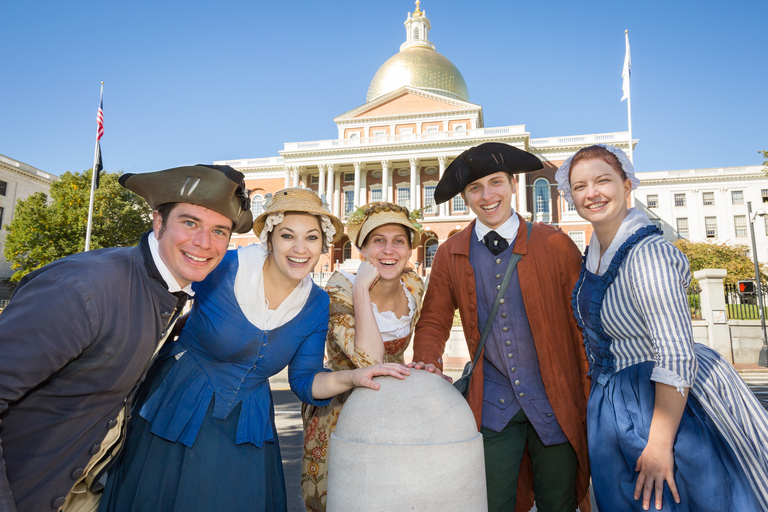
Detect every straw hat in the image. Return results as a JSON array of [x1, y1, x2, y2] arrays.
[[120, 164, 254, 233], [346, 202, 423, 249], [252, 187, 344, 243]]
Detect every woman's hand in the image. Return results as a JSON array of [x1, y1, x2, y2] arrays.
[[354, 261, 380, 292], [634, 439, 679, 510], [407, 361, 453, 383], [350, 363, 410, 390]]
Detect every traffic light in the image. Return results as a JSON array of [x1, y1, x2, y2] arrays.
[[738, 280, 756, 294]]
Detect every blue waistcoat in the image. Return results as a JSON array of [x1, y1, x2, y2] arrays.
[[470, 235, 568, 445]]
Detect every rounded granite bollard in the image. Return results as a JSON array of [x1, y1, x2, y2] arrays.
[[326, 369, 487, 511]]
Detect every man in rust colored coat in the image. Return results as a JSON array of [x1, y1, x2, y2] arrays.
[[412, 143, 590, 512]]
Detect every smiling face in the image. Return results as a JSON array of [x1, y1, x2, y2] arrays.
[[266, 213, 324, 286], [461, 172, 516, 230], [153, 203, 233, 289], [569, 158, 631, 228], [360, 224, 412, 281]]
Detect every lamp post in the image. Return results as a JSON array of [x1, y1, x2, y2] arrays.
[[747, 201, 768, 367]]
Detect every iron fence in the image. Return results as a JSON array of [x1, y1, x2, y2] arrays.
[[687, 286, 702, 320], [724, 281, 768, 320]]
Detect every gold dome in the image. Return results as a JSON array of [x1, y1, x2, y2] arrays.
[[366, 46, 470, 103]]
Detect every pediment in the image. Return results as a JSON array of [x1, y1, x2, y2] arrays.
[[335, 86, 481, 122]]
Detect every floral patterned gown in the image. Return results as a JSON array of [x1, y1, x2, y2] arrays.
[[300, 269, 423, 512]]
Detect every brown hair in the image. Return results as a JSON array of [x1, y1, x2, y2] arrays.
[[569, 145, 627, 181]]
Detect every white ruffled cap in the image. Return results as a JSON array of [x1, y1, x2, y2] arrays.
[[258, 212, 337, 253], [555, 144, 641, 204]]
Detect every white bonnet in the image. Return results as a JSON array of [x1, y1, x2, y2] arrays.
[[555, 144, 640, 204]]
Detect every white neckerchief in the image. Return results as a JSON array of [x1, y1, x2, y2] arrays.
[[473, 210, 519, 244], [148, 231, 195, 296], [340, 270, 416, 341], [234, 243, 313, 330], [586, 208, 652, 276]]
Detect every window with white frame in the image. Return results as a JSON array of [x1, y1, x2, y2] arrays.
[[251, 194, 264, 216], [731, 190, 744, 204], [568, 231, 585, 252], [453, 123, 466, 131], [647, 195, 658, 208], [400, 128, 413, 135], [348, 132, 360, 139], [424, 185, 436, 214], [425, 239, 438, 268], [676, 218, 689, 239], [370, 187, 382, 203], [344, 190, 355, 218], [702, 192, 715, 206], [343, 172, 354, 182], [397, 186, 410, 209], [343, 241, 352, 261], [533, 178, 551, 220], [650, 218, 661, 229], [452, 194, 467, 213], [762, 189, 768, 203], [0, 180, 6, 196], [705, 216, 718, 238], [310, 174, 319, 185], [734, 215, 747, 237], [674, 193, 686, 207]]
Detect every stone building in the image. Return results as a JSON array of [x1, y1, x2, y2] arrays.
[[0, 154, 56, 297], [215, 2, 632, 276]]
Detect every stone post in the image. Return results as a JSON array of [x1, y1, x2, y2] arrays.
[[438, 156, 448, 217], [693, 269, 732, 362]]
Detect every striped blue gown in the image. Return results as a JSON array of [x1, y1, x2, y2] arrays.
[[573, 225, 768, 511]]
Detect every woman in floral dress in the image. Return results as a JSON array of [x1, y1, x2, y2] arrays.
[[301, 202, 425, 512]]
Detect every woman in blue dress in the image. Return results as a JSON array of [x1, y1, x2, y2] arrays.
[[98, 188, 410, 512], [555, 145, 768, 511]]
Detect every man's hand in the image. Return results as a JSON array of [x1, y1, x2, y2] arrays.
[[407, 361, 453, 383]]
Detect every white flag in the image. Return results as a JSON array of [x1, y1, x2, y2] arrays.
[[621, 31, 631, 101]]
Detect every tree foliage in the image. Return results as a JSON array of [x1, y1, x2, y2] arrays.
[[761, 150, 768, 177], [3, 169, 152, 282], [674, 239, 768, 287]]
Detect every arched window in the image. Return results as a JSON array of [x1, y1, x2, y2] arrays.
[[533, 178, 551, 222], [413, 27, 420, 39], [425, 239, 438, 268], [343, 241, 352, 261], [251, 194, 264, 216]]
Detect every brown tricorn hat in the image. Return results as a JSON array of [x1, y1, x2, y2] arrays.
[[434, 143, 543, 204], [119, 164, 254, 233]]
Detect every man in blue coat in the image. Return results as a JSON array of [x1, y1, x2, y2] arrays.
[[0, 165, 253, 512]]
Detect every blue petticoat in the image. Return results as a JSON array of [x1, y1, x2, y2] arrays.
[[588, 360, 760, 511], [98, 356, 287, 512]]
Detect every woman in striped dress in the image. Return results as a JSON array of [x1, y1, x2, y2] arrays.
[[556, 144, 768, 512]]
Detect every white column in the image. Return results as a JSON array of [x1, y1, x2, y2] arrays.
[[381, 160, 390, 204], [409, 158, 419, 211], [284, 167, 291, 188], [438, 156, 447, 217], [292, 166, 300, 188], [327, 164, 336, 213], [387, 167, 394, 202], [318, 164, 326, 199], [360, 165, 368, 206], [517, 173, 529, 218], [693, 269, 732, 362], [334, 170, 342, 217], [353, 162, 362, 207]]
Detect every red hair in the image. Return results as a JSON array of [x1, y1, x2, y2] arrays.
[[569, 145, 627, 181]]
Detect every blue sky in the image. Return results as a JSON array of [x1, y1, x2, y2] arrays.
[[2, 0, 766, 177]]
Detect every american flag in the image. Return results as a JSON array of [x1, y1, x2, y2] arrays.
[[96, 93, 104, 140]]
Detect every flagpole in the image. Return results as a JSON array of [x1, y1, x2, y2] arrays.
[[624, 30, 633, 164], [84, 82, 103, 252]]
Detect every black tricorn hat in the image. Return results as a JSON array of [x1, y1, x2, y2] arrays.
[[434, 143, 543, 204], [119, 164, 254, 233]]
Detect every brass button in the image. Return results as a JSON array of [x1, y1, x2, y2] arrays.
[[507, 353, 514, 359], [501, 313, 507, 318], [499, 299, 505, 304], [514, 380, 521, 386], [511, 367, 516, 372], [505, 340, 511, 346], [497, 285, 501, 290], [499, 398, 505, 405], [518, 392, 525, 398], [496, 258, 502, 264], [502, 327, 509, 332], [496, 274, 501, 279], [547, 413, 553, 417]]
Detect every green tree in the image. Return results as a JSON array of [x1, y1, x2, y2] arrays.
[[674, 239, 768, 287], [3, 169, 152, 282], [761, 150, 768, 176]]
